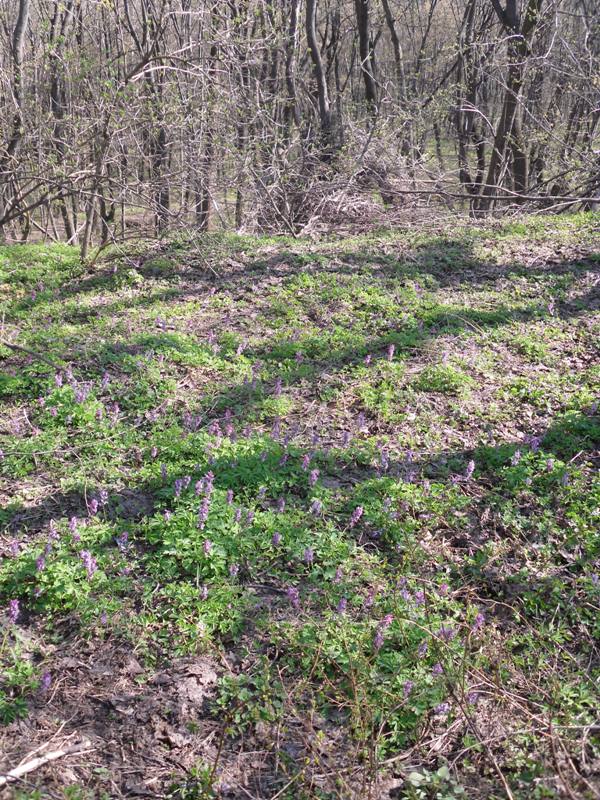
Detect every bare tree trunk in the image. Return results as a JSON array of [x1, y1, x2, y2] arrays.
[[0, 0, 30, 236], [196, 29, 218, 231], [479, 0, 543, 209], [49, 0, 76, 241], [354, 0, 378, 115], [305, 0, 334, 159], [283, 0, 302, 136]]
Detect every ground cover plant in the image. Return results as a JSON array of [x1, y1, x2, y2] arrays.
[[0, 213, 599, 799]]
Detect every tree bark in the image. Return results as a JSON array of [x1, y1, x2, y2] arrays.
[[305, 0, 334, 159], [0, 0, 31, 236], [479, 0, 543, 209], [354, 0, 378, 115]]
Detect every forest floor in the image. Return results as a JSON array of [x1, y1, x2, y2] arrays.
[[0, 213, 599, 800]]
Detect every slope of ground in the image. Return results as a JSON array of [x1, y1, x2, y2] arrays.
[[0, 214, 599, 799]]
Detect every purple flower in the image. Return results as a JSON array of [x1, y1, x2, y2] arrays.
[[301, 454, 311, 471], [403, 680, 414, 698], [467, 691, 479, 705], [174, 478, 183, 498], [464, 460, 475, 480], [471, 612, 485, 633], [272, 531, 282, 546], [303, 547, 314, 565], [203, 539, 212, 555], [364, 354, 372, 365], [363, 589, 375, 609], [438, 583, 449, 596], [69, 516, 78, 534], [88, 498, 99, 516], [204, 472, 215, 495], [9, 540, 20, 557], [229, 563, 239, 578], [437, 625, 456, 642], [418, 641, 428, 658], [373, 629, 385, 652], [380, 614, 393, 630], [40, 671, 52, 693], [591, 573, 599, 586], [277, 497, 285, 513], [246, 510, 254, 525], [310, 499, 322, 515], [151, 445, 158, 459], [309, 469, 319, 487], [511, 449, 521, 466], [8, 599, 20, 623], [100, 611, 108, 625], [198, 497, 211, 529], [374, 615, 393, 651], [80, 550, 97, 579], [414, 590, 425, 605], [287, 586, 300, 609], [333, 566, 343, 584], [234, 507, 242, 523], [349, 506, 363, 528], [55, 372, 63, 387], [226, 489, 234, 504], [434, 702, 450, 715], [546, 458, 554, 472], [432, 662, 443, 676], [528, 435, 541, 453], [116, 531, 129, 552], [336, 597, 347, 614], [200, 585, 209, 600], [386, 343, 395, 361], [208, 420, 221, 437], [36, 556, 46, 572], [164, 510, 172, 521]]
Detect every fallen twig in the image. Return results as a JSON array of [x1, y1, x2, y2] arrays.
[[0, 740, 94, 789], [0, 338, 61, 370]]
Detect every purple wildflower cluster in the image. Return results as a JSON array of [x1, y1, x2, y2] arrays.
[[8, 599, 20, 623], [80, 550, 97, 579], [373, 614, 393, 652], [471, 611, 485, 633], [310, 499, 322, 515], [287, 586, 300, 609], [349, 506, 363, 528]]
